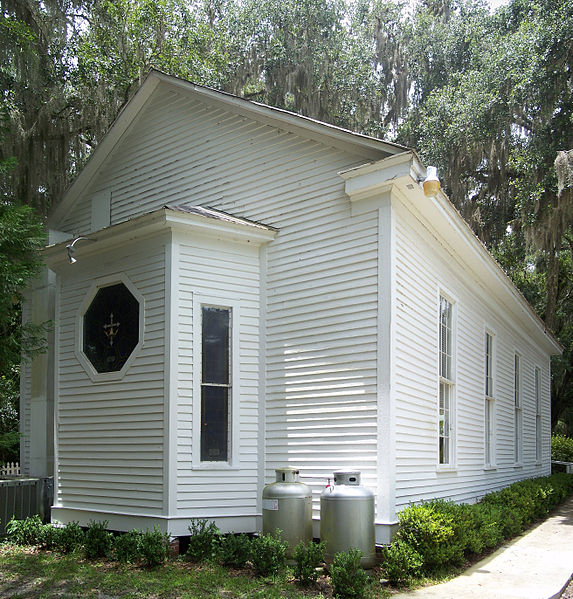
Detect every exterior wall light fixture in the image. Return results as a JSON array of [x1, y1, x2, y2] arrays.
[[66, 236, 97, 264], [422, 166, 441, 197]]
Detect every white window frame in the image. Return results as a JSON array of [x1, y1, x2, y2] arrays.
[[535, 366, 542, 464], [438, 293, 456, 468], [514, 353, 522, 466], [484, 330, 496, 468], [192, 295, 240, 469], [75, 273, 145, 383]]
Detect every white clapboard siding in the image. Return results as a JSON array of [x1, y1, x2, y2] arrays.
[[175, 232, 262, 515], [211, 173, 380, 501], [392, 199, 551, 509], [56, 236, 167, 514], [54, 83, 383, 511], [47, 76, 556, 532]]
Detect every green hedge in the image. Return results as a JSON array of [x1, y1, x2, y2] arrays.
[[382, 473, 573, 583], [552, 434, 573, 462]]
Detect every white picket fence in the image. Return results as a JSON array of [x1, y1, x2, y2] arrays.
[[0, 462, 20, 476]]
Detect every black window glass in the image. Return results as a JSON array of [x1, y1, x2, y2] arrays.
[[201, 306, 231, 462], [201, 386, 229, 461], [83, 283, 140, 373], [202, 307, 230, 384]]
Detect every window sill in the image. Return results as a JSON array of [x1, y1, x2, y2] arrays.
[[436, 465, 457, 473], [514, 463, 523, 469], [483, 465, 497, 472], [192, 463, 240, 471]]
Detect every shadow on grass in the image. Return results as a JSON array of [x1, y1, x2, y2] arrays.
[[0, 545, 342, 599]]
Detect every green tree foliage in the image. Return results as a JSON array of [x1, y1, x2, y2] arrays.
[[0, 0, 86, 216], [0, 200, 46, 463], [219, 0, 410, 136], [1, 0, 572, 433], [0, 0, 229, 216], [398, 0, 573, 428]]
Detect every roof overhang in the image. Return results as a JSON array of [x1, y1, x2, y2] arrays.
[[44, 205, 277, 269], [340, 151, 563, 356]]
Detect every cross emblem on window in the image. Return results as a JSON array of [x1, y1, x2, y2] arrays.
[[103, 312, 120, 346]]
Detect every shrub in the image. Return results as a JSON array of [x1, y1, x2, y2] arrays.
[[391, 473, 573, 578], [293, 539, 326, 585], [471, 504, 504, 550], [552, 434, 573, 462], [482, 487, 531, 533], [216, 533, 252, 569], [5, 515, 44, 546], [113, 529, 143, 564], [186, 519, 221, 562], [40, 523, 58, 550], [381, 539, 423, 584], [425, 500, 468, 566], [139, 527, 169, 567], [249, 531, 288, 577], [84, 520, 113, 559], [396, 503, 455, 571], [52, 521, 85, 554], [330, 548, 371, 599]]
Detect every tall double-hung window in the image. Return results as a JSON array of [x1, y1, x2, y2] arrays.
[[535, 367, 542, 463], [485, 332, 495, 467], [514, 354, 522, 464], [201, 305, 232, 462], [439, 295, 454, 465]]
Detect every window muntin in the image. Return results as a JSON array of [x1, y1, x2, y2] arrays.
[[535, 367, 541, 463], [439, 383, 451, 464], [439, 295, 454, 465], [485, 332, 494, 398], [83, 283, 140, 373], [514, 354, 522, 464], [440, 297, 453, 380], [200, 306, 231, 462], [485, 332, 495, 467]]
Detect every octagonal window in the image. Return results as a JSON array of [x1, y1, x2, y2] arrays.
[[83, 283, 140, 374]]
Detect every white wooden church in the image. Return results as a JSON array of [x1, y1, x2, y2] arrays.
[[21, 70, 561, 543]]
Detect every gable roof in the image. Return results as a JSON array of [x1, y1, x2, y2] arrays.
[[48, 69, 407, 226]]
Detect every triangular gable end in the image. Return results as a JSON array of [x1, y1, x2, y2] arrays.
[[49, 70, 406, 231]]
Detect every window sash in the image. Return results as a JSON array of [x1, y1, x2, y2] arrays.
[[514, 354, 522, 463], [438, 295, 454, 466], [535, 367, 541, 462], [200, 306, 231, 462], [439, 380, 452, 464], [485, 397, 494, 466], [440, 297, 453, 381], [485, 333, 493, 398]]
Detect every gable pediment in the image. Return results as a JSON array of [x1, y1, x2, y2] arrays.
[[49, 70, 403, 233]]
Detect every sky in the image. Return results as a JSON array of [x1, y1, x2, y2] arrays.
[[487, 0, 511, 9]]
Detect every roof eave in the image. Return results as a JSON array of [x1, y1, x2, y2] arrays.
[[44, 206, 277, 269], [340, 153, 563, 356]]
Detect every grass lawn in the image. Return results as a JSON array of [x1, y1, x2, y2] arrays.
[[0, 544, 391, 599]]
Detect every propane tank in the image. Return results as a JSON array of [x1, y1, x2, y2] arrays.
[[262, 467, 312, 556], [320, 470, 376, 568]]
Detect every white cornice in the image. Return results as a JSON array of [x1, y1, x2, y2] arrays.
[[339, 153, 563, 355], [43, 206, 277, 269]]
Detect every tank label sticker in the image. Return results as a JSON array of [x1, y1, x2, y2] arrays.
[[262, 499, 279, 511]]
